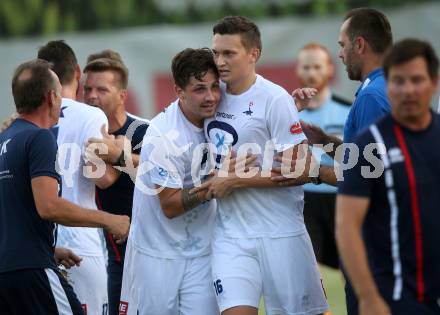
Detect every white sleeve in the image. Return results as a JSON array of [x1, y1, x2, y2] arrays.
[[81, 110, 108, 158], [266, 92, 307, 152], [144, 133, 187, 189]]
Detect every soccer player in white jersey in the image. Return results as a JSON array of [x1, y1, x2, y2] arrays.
[[38, 40, 121, 314], [119, 48, 221, 315], [195, 16, 329, 315]]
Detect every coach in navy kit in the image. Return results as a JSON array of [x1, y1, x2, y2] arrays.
[[337, 39, 440, 315], [83, 52, 148, 315], [0, 59, 130, 315]]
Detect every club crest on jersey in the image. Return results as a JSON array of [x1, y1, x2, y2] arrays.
[[243, 101, 254, 116], [290, 122, 302, 134]]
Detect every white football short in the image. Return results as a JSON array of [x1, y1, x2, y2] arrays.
[[62, 255, 108, 315], [119, 243, 219, 315], [211, 233, 329, 315]]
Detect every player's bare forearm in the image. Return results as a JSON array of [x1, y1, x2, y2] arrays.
[[336, 195, 381, 300], [228, 172, 289, 189], [319, 165, 337, 186], [129, 153, 140, 168], [32, 176, 130, 241], [43, 195, 117, 228], [324, 135, 343, 160], [192, 143, 314, 194], [181, 188, 207, 212], [158, 186, 208, 219], [94, 163, 122, 189]]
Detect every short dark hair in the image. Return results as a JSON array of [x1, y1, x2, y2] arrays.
[[83, 58, 129, 89], [12, 59, 57, 114], [213, 16, 262, 53], [383, 38, 439, 80], [344, 8, 392, 54], [37, 40, 77, 85], [171, 48, 219, 89], [87, 49, 123, 64]]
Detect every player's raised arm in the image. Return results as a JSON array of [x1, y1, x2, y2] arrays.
[[32, 175, 129, 242]]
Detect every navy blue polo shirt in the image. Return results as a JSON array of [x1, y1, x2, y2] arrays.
[[0, 119, 61, 273], [344, 68, 391, 143], [339, 112, 440, 303]]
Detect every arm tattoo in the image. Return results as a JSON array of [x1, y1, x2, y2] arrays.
[[181, 188, 203, 212]]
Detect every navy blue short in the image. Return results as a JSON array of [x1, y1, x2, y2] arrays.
[[0, 268, 83, 315], [303, 191, 339, 269], [107, 258, 123, 315], [106, 232, 126, 315]]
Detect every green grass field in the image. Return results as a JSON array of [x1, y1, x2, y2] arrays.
[[258, 266, 346, 315]]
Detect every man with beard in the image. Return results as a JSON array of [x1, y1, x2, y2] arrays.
[[296, 43, 350, 270], [83, 51, 149, 315], [272, 8, 393, 315], [333, 9, 393, 315], [277, 9, 393, 188]]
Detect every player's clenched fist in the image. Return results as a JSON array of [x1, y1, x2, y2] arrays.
[[105, 214, 130, 244]]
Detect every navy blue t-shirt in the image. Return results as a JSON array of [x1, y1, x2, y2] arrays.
[[339, 112, 440, 302], [96, 114, 148, 218], [0, 119, 61, 273]]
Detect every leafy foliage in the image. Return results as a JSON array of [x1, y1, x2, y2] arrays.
[[0, 0, 434, 38]]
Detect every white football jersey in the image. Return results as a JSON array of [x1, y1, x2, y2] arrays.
[[204, 75, 307, 238], [55, 98, 108, 256], [129, 99, 216, 259]]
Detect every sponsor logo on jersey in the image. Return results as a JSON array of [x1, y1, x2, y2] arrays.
[[216, 112, 235, 119], [206, 121, 239, 148], [207, 121, 239, 169], [158, 167, 168, 177], [119, 301, 129, 315], [290, 122, 302, 134]]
